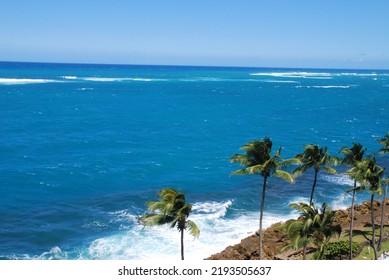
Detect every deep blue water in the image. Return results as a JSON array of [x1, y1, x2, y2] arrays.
[[1, 62, 388, 260]]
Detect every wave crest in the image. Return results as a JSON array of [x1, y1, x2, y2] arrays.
[[0, 78, 57, 85]]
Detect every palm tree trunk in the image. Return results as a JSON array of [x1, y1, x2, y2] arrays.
[[378, 185, 388, 251], [181, 228, 184, 260], [370, 193, 378, 260], [303, 245, 307, 260], [259, 176, 268, 260], [349, 179, 357, 260], [309, 170, 318, 205]]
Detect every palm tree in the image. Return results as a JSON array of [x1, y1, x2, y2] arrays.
[[377, 132, 389, 250], [340, 143, 366, 259], [230, 137, 300, 259], [378, 178, 389, 251], [293, 144, 338, 205], [311, 203, 342, 260], [284, 203, 341, 260], [377, 132, 389, 154], [139, 188, 200, 260], [284, 203, 320, 260], [353, 157, 384, 259]]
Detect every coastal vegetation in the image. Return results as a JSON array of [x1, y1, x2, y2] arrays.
[[142, 132, 388, 260], [293, 144, 338, 205], [229, 137, 300, 260], [139, 188, 200, 260], [283, 203, 341, 260], [226, 132, 389, 260], [340, 143, 367, 259]]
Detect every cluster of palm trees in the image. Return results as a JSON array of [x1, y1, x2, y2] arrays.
[[284, 202, 341, 260], [230, 132, 389, 260], [139, 132, 388, 260]]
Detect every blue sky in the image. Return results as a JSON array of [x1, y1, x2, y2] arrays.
[[1, 0, 389, 69]]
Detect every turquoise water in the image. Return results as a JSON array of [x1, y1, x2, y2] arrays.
[[1, 62, 388, 260]]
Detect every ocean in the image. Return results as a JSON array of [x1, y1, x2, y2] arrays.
[[0, 61, 388, 260]]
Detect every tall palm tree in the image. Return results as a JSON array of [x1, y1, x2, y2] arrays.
[[378, 179, 389, 251], [139, 188, 200, 260], [340, 143, 366, 259], [293, 144, 338, 205], [284, 203, 341, 260], [377, 132, 389, 250], [353, 157, 384, 259], [377, 132, 389, 154], [230, 137, 300, 259]]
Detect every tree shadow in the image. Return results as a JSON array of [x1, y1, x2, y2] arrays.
[[352, 229, 371, 242]]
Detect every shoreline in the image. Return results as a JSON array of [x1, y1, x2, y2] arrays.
[[206, 199, 389, 260]]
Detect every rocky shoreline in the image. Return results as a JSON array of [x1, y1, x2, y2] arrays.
[[206, 199, 389, 260]]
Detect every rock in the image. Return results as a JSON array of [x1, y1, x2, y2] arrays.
[[206, 200, 389, 260]]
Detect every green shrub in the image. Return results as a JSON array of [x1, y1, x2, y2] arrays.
[[317, 241, 361, 260]]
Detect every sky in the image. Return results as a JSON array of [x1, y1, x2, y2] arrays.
[[1, 0, 389, 69]]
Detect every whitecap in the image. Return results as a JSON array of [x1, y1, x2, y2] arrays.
[[288, 196, 310, 206], [262, 79, 300, 84], [321, 174, 358, 187], [250, 72, 333, 79], [38, 246, 66, 260], [328, 193, 351, 210], [80, 77, 164, 82], [61, 76, 78, 80], [0, 78, 58, 85], [191, 200, 233, 220], [311, 85, 351, 89], [82, 77, 129, 82], [336, 72, 384, 77]]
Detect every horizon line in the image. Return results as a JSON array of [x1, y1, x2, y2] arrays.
[[1, 60, 389, 72]]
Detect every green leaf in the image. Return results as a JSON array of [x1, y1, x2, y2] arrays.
[[187, 220, 200, 238], [274, 170, 295, 183]]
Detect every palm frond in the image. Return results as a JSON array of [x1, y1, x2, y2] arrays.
[[187, 220, 200, 238], [323, 166, 337, 175], [139, 214, 174, 227], [245, 164, 265, 175], [274, 170, 295, 183], [377, 133, 389, 153], [147, 201, 169, 213], [378, 147, 389, 154], [280, 157, 302, 167], [293, 164, 311, 176], [230, 168, 249, 176], [230, 154, 254, 166]]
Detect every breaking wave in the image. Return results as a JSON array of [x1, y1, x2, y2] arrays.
[[0, 78, 58, 85]]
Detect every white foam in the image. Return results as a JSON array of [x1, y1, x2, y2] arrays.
[[262, 79, 300, 83], [310, 85, 351, 89], [250, 71, 389, 79], [78, 88, 94, 91], [62, 76, 77, 80], [191, 200, 233, 219], [82, 77, 128, 82], [336, 72, 388, 77], [0, 78, 57, 85], [328, 193, 351, 210], [288, 196, 310, 206], [321, 174, 358, 187], [38, 246, 67, 260], [85, 200, 296, 260], [250, 72, 333, 79], [81, 77, 163, 82]]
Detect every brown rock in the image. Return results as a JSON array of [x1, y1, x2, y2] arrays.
[[206, 200, 389, 260]]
